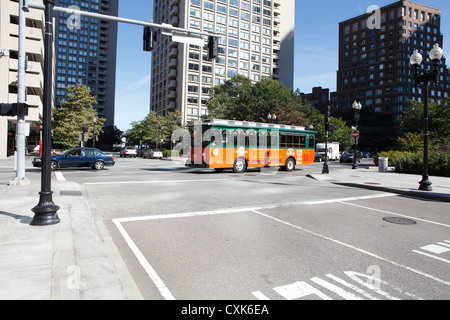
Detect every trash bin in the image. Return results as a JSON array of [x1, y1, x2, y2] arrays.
[[379, 157, 388, 172]]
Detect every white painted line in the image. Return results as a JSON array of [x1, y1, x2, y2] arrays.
[[251, 291, 271, 300], [310, 277, 364, 300], [420, 244, 450, 254], [273, 281, 332, 300], [113, 194, 398, 224], [251, 209, 450, 286], [437, 242, 450, 248], [412, 250, 450, 264], [55, 170, 65, 181], [340, 201, 450, 228], [325, 274, 380, 300], [112, 219, 175, 300], [85, 178, 229, 185], [303, 193, 395, 205]]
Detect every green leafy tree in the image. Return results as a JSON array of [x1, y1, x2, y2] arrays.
[[313, 115, 353, 150], [123, 111, 182, 148], [52, 84, 105, 149], [402, 97, 450, 151]]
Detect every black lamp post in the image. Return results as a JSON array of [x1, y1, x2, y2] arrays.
[[31, 0, 60, 226], [409, 44, 443, 192], [352, 101, 362, 170]]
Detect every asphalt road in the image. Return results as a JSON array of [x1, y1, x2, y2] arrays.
[[57, 156, 450, 300]]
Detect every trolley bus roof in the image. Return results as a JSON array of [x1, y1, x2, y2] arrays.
[[195, 119, 316, 133]]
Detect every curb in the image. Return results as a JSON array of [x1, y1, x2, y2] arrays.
[[332, 182, 450, 203]]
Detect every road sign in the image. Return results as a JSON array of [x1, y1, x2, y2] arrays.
[[352, 131, 360, 139]]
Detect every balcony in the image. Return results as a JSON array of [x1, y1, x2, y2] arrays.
[[169, 58, 178, 69], [169, 47, 178, 58], [167, 90, 176, 100], [170, 6, 179, 17], [168, 80, 177, 89], [168, 69, 177, 79]]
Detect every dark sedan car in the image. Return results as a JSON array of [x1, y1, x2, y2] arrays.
[[33, 147, 115, 170], [340, 150, 362, 163]]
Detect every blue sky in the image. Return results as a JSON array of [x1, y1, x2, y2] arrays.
[[114, 0, 450, 132]]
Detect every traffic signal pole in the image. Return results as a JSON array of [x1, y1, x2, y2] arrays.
[[10, 0, 30, 186], [25, 1, 219, 225]]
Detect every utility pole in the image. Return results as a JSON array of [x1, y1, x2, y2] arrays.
[[11, 0, 30, 186]]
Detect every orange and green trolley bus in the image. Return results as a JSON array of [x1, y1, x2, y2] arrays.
[[186, 119, 316, 173]]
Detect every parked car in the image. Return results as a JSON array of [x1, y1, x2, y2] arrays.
[[340, 150, 362, 163], [32, 148, 115, 170], [144, 149, 163, 159], [314, 152, 322, 162], [120, 146, 137, 158], [137, 147, 148, 157]]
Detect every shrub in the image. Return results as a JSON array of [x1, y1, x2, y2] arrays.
[[375, 151, 450, 177]]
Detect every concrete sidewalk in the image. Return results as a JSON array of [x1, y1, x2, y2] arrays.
[[307, 165, 450, 203], [0, 157, 143, 300]]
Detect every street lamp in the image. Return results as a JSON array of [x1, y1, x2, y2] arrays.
[[409, 44, 443, 191], [352, 101, 362, 170], [31, 0, 60, 226], [267, 113, 277, 123]]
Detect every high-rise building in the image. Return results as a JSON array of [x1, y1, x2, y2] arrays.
[[150, 0, 295, 124], [0, 0, 47, 158], [331, 0, 450, 132], [54, 0, 118, 127]]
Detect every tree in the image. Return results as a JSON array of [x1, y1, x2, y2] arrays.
[[123, 111, 182, 149], [52, 84, 105, 149], [313, 115, 353, 150], [206, 76, 315, 125], [402, 97, 450, 151], [97, 125, 123, 150]]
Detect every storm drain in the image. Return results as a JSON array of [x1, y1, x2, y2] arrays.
[[383, 217, 417, 225], [60, 190, 82, 197]]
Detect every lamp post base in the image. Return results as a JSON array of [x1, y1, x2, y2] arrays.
[[31, 191, 60, 226], [322, 162, 329, 174], [418, 178, 432, 191]]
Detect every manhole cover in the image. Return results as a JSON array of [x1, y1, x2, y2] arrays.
[[60, 190, 82, 197], [383, 217, 417, 225]]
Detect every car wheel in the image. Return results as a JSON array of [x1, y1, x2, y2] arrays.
[[94, 161, 104, 170], [50, 161, 58, 171], [284, 157, 296, 172], [233, 158, 247, 173]]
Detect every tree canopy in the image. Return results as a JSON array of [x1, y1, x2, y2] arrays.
[[123, 110, 182, 148], [401, 97, 449, 152], [206, 75, 352, 148], [52, 84, 105, 149]]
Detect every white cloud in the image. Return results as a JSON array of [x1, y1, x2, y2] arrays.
[[117, 75, 151, 95]]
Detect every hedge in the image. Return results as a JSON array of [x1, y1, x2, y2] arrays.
[[374, 151, 449, 177]]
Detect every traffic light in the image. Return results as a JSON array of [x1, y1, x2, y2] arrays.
[[324, 106, 334, 131], [207, 36, 219, 60], [143, 26, 153, 52], [325, 106, 331, 125], [0, 103, 29, 116]]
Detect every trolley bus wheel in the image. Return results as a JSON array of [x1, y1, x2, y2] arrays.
[[233, 158, 247, 173], [284, 157, 296, 172]]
